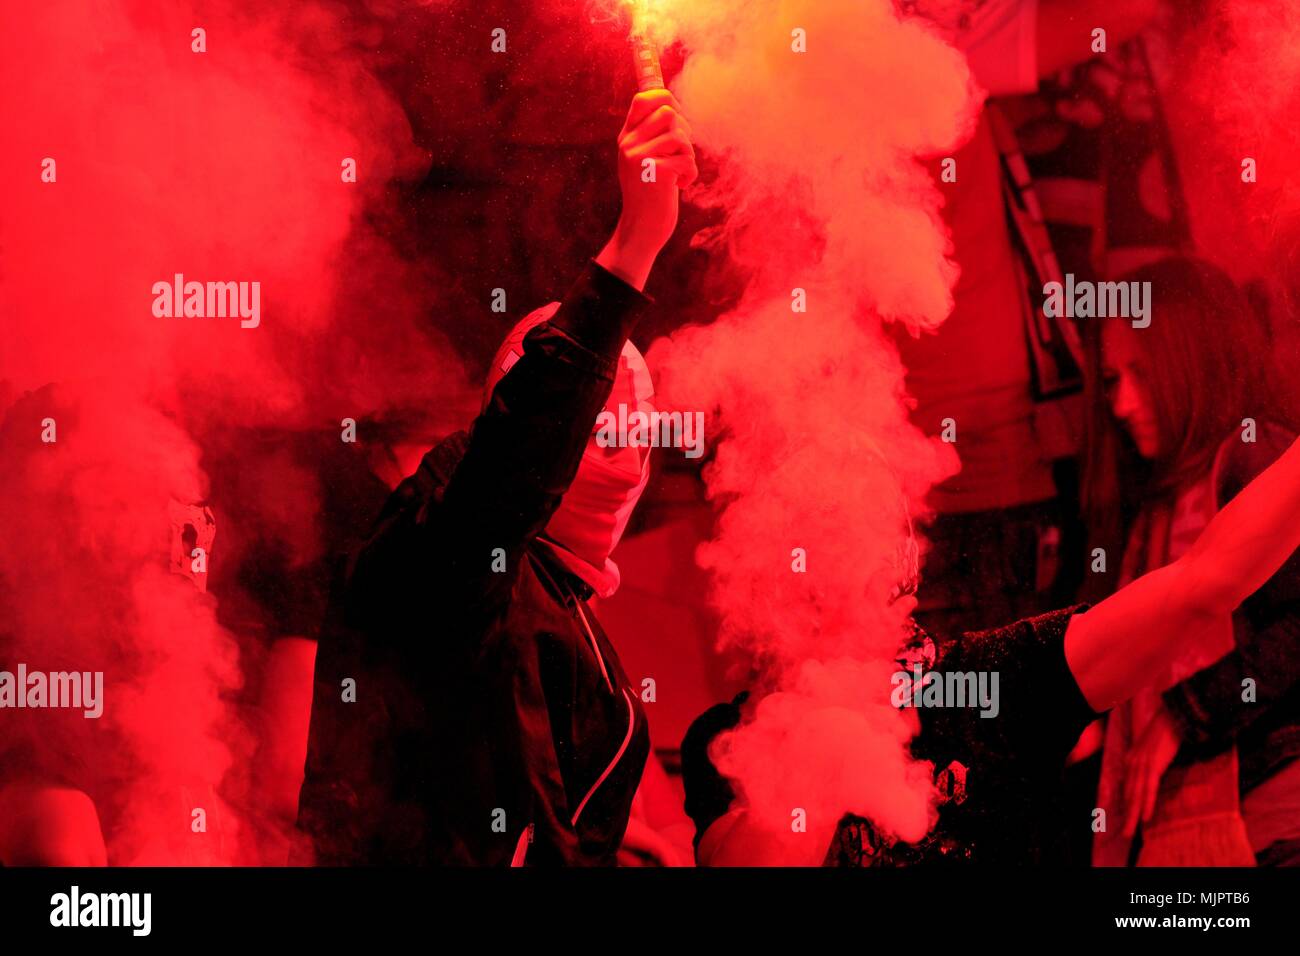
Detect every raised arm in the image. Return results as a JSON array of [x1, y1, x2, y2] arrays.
[[1065, 434, 1300, 712], [344, 90, 696, 628]]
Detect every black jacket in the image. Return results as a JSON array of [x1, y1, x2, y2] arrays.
[[298, 263, 651, 865]]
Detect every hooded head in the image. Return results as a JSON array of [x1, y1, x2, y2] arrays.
[[484, 304, 654, 597]]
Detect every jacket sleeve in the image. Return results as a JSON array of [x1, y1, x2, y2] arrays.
[[343, 262, 649, 631], [926, 605, 1097, 768], [1163, 425, 1300, 750]]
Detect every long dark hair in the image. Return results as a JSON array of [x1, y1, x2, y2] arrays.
[[1080, 256, 1269, 581]]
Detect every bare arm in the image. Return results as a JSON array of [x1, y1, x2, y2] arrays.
[[1066, 435, 1300, 712]]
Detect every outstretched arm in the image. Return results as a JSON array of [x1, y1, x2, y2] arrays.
[[1065, 435, 1300, 713]]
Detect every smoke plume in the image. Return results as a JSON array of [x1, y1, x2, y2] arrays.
[[643, 0, 980, 856], [0, 0, 472, 863], [1166, 0, 1300, 296]]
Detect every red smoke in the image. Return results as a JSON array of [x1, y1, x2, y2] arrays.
[[1166, 0, 1300, 300], [0, 1, 472, 863], [13, 0, 1291, 870], [645, 0, 980, 857], [0, 388, 243, 865]]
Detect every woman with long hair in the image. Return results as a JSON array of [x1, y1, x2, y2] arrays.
[[679, 256, 1300, 867], [1082, 256, 1300, 866]]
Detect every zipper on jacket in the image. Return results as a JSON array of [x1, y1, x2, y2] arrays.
[[530, 549, 615, 695], [570, 687, 636, 827], [573, 599, 614, 694], [532, 552, 634, 829]]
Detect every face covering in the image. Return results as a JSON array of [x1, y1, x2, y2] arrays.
[[484, 304, 654, 598]]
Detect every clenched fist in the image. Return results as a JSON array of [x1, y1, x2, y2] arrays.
[[596, 90, 697, 291]]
